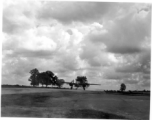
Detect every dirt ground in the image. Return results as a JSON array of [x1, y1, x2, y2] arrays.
[[1, 88, 150, 120]]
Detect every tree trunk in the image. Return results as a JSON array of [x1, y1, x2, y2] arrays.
[[83, 87, 85, 90]]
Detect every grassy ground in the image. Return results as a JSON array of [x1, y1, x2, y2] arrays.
[[1, 88, 150, 119]]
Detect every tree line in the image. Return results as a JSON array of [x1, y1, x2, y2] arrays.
[[28, 68, 61, 87]]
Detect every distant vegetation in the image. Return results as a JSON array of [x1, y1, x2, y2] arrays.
[[104, 90, 150, 95], [2, 84, 32, 88], [28, 68, 91, 90], [104, 83, 150, 95], [2, 68, 91, 90], [28, 68, 64, 88], [1, 84, 70, 90]]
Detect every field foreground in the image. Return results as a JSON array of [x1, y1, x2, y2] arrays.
[[1, 88, 150, 120]]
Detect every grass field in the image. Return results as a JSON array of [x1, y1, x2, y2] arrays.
[[1, 88, 150, 120]]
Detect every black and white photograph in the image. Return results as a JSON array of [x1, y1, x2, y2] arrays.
[[2, 0, 151, 120]]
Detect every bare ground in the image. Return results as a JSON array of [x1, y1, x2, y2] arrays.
[[1, 88, 150, 120]]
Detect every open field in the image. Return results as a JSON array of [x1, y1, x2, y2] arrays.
[[1, 88, 150, 120]]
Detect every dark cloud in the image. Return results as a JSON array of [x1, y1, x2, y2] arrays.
[[87, 5, 151, 54], [116, 63, 146, 74], [116, 63, 150, 75], [141, 79, 150, 87], [103, 69, 132, 80], [123, 79, 139, 85], [107, 46, 142, 54], [66, 29, 73, 35], [143, 74, 150, 79], [38, 2, 118, 24], [116, 48, 150, 74]]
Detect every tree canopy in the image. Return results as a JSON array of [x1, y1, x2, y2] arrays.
[[56, 79, 65, 88], [29, 69, 55, 87], [120, 83, 126, 92], [76, 76, 88, 84], [28, 68, 39, 86]]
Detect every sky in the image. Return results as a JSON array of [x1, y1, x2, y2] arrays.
[[2, 0, 151, 90]]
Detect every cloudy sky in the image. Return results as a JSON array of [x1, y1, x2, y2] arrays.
[[2, 0, 151, 90]]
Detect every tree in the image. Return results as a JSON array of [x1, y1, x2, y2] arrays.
[[37, 71, 55, 87], [37, 72, 50, 87], [52, 75, 58, 86], [76, 76, 88, 90], [29, 68, 39, 87], [76, 76, 87, 84], [28, 69, 57, 87], [46, 71, 54, 77], [56, 79, 65, 88], [120, 83, 126, 92]]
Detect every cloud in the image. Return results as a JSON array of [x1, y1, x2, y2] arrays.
[[123, 79, 139, 85], [79, 23, 116, 67], [66, 29, 73, 35], [143, 74, 150, 79], [103, 68, 132, 80], [140, 79, 150, 87], [116, 48, 150, 75], [2, 1, 151, 90], [3, 28, 57, 59], [2, 17, 84, 84], [3, 0, 41, 34], [37, 2, 123, 24], [87, 4, 151, 54]]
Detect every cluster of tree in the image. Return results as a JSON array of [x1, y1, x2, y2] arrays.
[[28, 68, 61, 88]]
